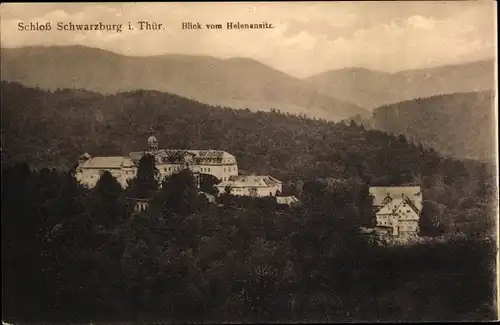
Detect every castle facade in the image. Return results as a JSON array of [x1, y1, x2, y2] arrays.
[[75, 132, 238, 189]]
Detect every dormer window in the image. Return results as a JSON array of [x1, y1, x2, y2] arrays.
[[382, 195, 393, 205]]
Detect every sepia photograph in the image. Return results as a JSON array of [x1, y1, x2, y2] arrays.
[[1, 1, 498, 323]]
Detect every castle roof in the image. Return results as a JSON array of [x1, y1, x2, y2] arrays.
[[188, 149, 234, 159], [128, 149, 236, 164], [160, 149, 234, 159], [216, 175, 281, 188], [79, 156, 134, 169]]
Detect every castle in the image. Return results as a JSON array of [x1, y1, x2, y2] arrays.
[[75, 130, 239, 189], [75, 130, 284, 199]]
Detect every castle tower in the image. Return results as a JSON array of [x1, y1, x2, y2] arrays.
[[147, 128, 159, 153]]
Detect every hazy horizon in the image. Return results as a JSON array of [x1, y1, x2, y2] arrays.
[[1, 43, 495, 79], [1, 2, 496, 78]]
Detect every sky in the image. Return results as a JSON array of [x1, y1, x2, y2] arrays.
[[0, 2, 497, 78]]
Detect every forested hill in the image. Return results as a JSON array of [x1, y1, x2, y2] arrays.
[[2, 81, 494, 187], [370, 91, 496, 162], [0, 45, 368, 121]]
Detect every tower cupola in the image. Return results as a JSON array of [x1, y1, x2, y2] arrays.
[[147, 128, 159, 153]]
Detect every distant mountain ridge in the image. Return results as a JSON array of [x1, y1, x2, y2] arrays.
[[303, 60, 495, 109], [0, 45, 368, 121]]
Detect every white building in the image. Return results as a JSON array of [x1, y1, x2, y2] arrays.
[[75, 155, 137, 188], [215, 175, 282, 197], [276, 195, 300, 206], [74, 131, 238, 189], [369, 186, 422, 237]]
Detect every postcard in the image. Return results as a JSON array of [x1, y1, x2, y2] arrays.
[[1, 2, 498, 323]]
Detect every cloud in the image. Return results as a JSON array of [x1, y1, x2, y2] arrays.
[[407, 15, 436, 30], [0, 2, 496, 77]]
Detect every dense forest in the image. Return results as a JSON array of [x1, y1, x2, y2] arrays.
[[2, 163, 497, 322], [1, 81, 498, 322], [1, 81, 497, 233], [369, 91, 495, 162]]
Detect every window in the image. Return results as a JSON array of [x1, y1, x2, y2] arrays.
[[208, 168, 211, 172], [224, 168, 226, 172]]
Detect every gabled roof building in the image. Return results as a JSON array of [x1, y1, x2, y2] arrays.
[[369, 186, 422, 237]]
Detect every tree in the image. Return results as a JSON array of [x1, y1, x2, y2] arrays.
[[357, 186, 376, 228], [127, 154, 159, 199], [50, 171, 131, 317], [88, 171, 130, 229], [199, 173, 220, 196], [419, 200, 445, 237], [151, 169, 204, 217], [2, 163, 50, 319]]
